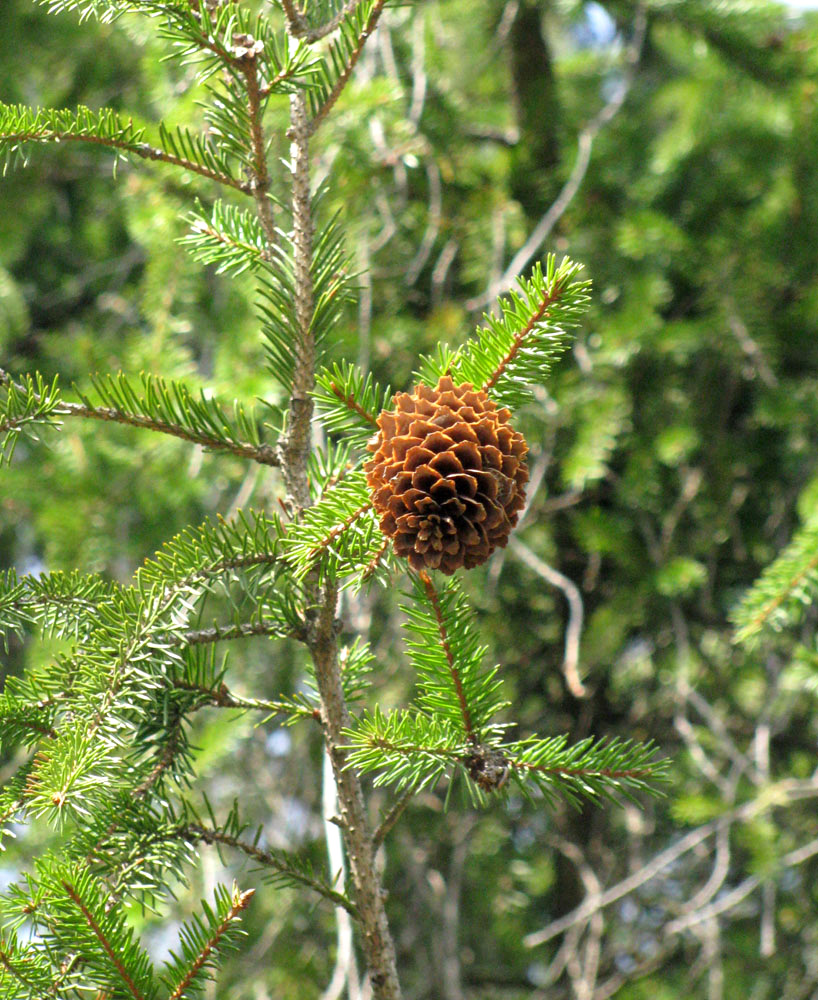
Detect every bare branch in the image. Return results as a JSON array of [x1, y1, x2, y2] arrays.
[[509, 538, 586, 698], [467, 8, 647, 311], [524, 776, 818, 948]]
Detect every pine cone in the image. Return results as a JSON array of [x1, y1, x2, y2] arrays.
[[365, 375, 529, 574]]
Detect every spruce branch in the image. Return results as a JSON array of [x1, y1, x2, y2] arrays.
[[0, 367, 281, 466], [164, 885, 254, 1000], [0, 102, 249, 192], [180, 621, 301, 647], [178, 826, 357, 916], [404, 574, 507, 740], [308, 0, 388, 134], [60, 878, 150, 1000], [732, 517, 818, 646], [418, 572, 476, 741], [0, 569, 115, 646], [171, 678, 317, 722], [414, 255, 591, 411], [0, 370, 62, 465], [314, 361, 389, 448]]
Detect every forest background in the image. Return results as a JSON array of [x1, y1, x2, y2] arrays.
[[2, 0, 818, 998]]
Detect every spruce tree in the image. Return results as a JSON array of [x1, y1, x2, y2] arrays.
[[0, 2, 666, 996]]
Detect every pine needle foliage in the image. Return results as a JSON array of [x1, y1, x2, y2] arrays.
[[0, 0, 668, 994], [732, 516, 818, 646], [415, 256, 591, 409], [0, 371, 61, 464], [402, 574, 507, 739]]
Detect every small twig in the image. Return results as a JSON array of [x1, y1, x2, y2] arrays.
[[180, 621, 297, 646], [61, 881, 146, 1000], [665, 837, 818, 937], [481, 280, 566, 393], [307, 0, 366, 42], [360, 537, 391, 584], [1, 130, 249, 194], [309, 0, 388, 134], [181, 825, 359, 917], [166, 887, 255, 1000], [418, 571, 476, 741], [172, 678, 316, 720], [329, 382, 378, 427], [372, 788, 415, 851], [524, 776, 818, 948]]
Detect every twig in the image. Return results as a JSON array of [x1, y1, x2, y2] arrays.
[[372, 789, 415, 851], [329, 382, 379, 427], [166, 888, 255, 1000], [308, 0, 367, 42], [665, 837, 818, 936], [418, 571, 476, 741], [524, 776, 818, 948], [309, 0, 388, 134], [180, 621, 296, 646], [181, 825, 358, 917], [62, 881, 145, 1000]]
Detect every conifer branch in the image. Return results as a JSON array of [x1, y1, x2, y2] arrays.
[[172, 678, 317, 721], [180, 620, 302, 647], [61, 881, 146, 1000], [165, 887, 255, 1000], [0, 103, 249, 192], [240, 48, 278, 248], [361, 537, 391, 584], [330, 381, 379, 427], [1, 368, 281, 466], [418, 571, 475, 741], [309, 0, 388, 135], [178, 826, 357, 915], [481, 281, 564, 394]]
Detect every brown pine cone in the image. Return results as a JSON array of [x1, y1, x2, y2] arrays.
[[364, 375, 529, 574]]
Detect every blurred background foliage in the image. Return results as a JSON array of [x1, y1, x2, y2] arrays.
[[3, 0, 818, 997]]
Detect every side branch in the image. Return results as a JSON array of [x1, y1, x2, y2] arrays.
[[166, 888, 255, 1000], [330, 381, 378, 426], [0, 370, 279, 467], [418, 571, 476, 741], [482, 282, 564, 394], [309, 0, 388, 134], [240, 52, 278, 246], [1, 131, 249, 194], [179, 826, 358, 916], [61, 881, 145, 1000]]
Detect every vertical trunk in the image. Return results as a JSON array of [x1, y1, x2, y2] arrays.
[[280, 91, 403, 1000]]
